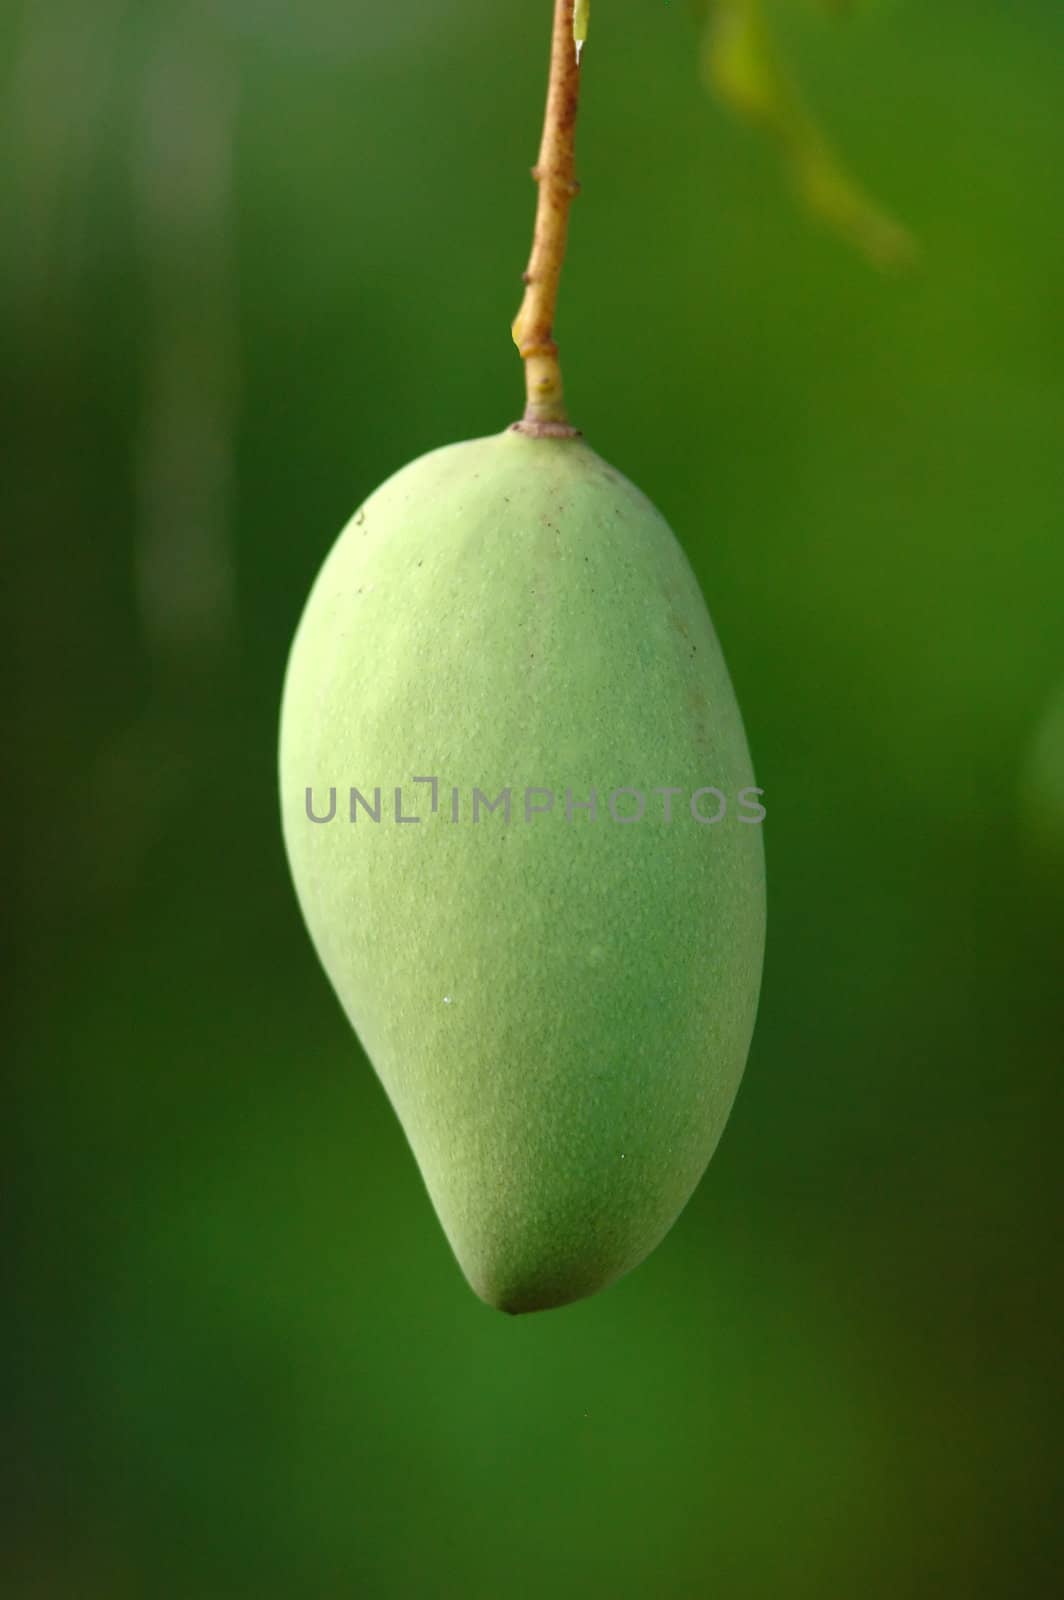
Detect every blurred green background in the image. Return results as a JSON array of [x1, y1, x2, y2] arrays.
[[7, 1, 1063, 1595]]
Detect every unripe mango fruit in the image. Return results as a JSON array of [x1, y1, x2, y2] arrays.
[[279, 426, 765, 1313]]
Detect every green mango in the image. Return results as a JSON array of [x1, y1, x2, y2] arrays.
[[279, 425, 766, 1313]]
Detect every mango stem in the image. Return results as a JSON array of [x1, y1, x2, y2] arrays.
[[512, 0, 582, 428]]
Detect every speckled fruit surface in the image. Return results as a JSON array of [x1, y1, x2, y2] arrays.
[[279, 427, 765, 1312]]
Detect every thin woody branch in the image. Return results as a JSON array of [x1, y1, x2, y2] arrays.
[[512, 0, 582, 428]]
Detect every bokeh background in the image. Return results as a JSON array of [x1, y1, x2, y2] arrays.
[[7, 1, 1063, 1595]]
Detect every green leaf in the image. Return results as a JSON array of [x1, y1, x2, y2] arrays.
[[701, 0, 916, 268]]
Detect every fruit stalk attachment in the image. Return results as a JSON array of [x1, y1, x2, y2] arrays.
[[512, 0, 582, 433]]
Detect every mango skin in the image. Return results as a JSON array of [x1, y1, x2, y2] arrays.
[[279, 427, 765, 1313]]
